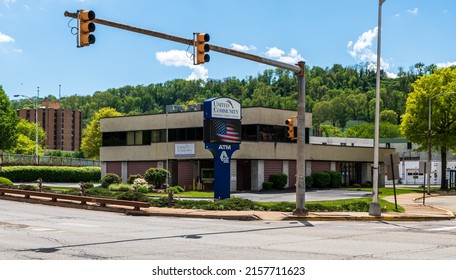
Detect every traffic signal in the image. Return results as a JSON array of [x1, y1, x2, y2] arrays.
[[78, 10, 96, 47], [285, 117, 296, 140], [194, 33, 210, 64]]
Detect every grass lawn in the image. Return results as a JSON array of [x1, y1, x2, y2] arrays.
[[147, 191, 214, 198], [45, 186, 427, 212]]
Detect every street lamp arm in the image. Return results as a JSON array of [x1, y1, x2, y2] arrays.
[[429, 91, 456, 101], [13, 88, 40, 165]]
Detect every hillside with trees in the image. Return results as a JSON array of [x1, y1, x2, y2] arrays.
[[9, 62, 435, 135]]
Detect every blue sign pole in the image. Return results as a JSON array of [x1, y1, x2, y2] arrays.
[[203, 97, 242, 200], [205, 143, 239, 199]]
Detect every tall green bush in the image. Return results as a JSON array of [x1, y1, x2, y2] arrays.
[[0, 166, 101, 182], [305, 176, 313, 188], [311, 172, 331, 188], [101, 173, 122, 188], [325, 171, 342, 188], [268, 173, 288, 189], [144, 167, 170, 188]]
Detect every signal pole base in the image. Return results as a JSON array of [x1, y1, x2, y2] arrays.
[[368, 202, 382, 217], [292, 208, 308, 216]]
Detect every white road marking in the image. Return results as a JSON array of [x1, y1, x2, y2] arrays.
[[59, 222, 99, 228], [427, 226, 456, 231]]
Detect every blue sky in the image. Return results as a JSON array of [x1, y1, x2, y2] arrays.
[[1, 0, 455, 99]]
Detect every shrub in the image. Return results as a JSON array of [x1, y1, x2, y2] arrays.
[[325, 171, 342, 188], [361, 181, 373, 188], [127, 174, 142, 184], [305, 176, 313, 188], [133, 185, 149, 193], [174, 197, 257, 211], [133, 178, 148, 186], [268, 173, 288, 189], [167, 185, 184, 193], [116, 191, 150, 202], [144, 168, 170, 188], [108, 183, 133, 192], [84, 187, 116, 198], [0, 177, 13, 185], [101, 173, 122, 188], [262, 181, 273, 190], [80, 182, 94, 189], [17, 184, 39, 191], [311, 172, 331, 188], [0, 166, 101, 183]]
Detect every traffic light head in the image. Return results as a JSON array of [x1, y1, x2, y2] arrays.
[[78, 10, 96, 47], [285, 118, 295, 139], [195, 33, 210, 64]]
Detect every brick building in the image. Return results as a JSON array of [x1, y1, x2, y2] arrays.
[[100, 107, 394, 191], [17, 100, 82, 151]]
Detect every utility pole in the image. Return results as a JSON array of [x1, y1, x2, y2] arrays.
[[64, 11, 307, 211], [369, 0, 386, 217]]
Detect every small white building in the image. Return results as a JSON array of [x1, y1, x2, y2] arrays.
[[380, 138, 456, 185]]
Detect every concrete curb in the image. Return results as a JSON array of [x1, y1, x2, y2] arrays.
[[1, 195, 454, 222]]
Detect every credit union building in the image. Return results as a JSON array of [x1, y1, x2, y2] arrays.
[[100, 107, 393, 191]]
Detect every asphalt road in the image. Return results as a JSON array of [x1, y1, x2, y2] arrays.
[[1, 198, 456, 260]]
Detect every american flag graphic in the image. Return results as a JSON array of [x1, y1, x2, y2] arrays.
[[214, 119, 241, 143]]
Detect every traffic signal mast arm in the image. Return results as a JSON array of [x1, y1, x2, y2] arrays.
[[64, 10, 307, 213], [64, 11, 301, 73]]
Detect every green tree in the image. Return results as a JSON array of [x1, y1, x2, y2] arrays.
[[346, 93, 367, 121], [6, 119, 46, 155], [380, 109, 398, 124], [344, 122, 401, 139], [81, 107, 123, 160], [401, 67, 456, 190], [0, 86, 19, 151], [319, 124, 343, 137]]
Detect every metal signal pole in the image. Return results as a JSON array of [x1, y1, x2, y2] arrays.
[[64, 11, 307, 211]]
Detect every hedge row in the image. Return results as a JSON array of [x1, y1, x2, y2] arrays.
[[311, 171, 342, 188], [0, 166, 101, 183]]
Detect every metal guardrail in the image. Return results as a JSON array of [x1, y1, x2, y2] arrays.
[[0, 188, 150, 210], [0, 154, 100, 167]]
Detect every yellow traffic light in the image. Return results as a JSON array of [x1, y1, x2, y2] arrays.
[[285, 116, 296, 140], [194, 33, 210, 64], [78, 10, 96, 47]]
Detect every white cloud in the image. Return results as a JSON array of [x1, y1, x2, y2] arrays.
[[230, 43, 256, 52], [265, 47, 285, 58], [436, 62, 456, 68], [265, 47, 304, 64], [0, 31, 14, 43], [3, 0, 16, 8], [155, 50, 208, 81], [407, 8, 418, 15], [347, 27, 393, 75], [347, 27, 378, 59]]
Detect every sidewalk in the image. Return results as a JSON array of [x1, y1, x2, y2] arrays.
[[2, 185, 455, 221], [138, 193, 455, 221]]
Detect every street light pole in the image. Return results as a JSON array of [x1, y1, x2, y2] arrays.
[[35, 87, 39, 164], [369, 0, 386, 217], [427, 92, 456, 194], [14, 87, 40, 165]]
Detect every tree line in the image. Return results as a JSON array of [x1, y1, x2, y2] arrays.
[[9, 62, 432, 130]]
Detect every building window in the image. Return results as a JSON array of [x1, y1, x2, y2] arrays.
[[102, 132, 127, 146], [135, 131, 143, 145], [242, 125, 258, 141], [151, 130, 165, 143], [127, 131, 135, 145]]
